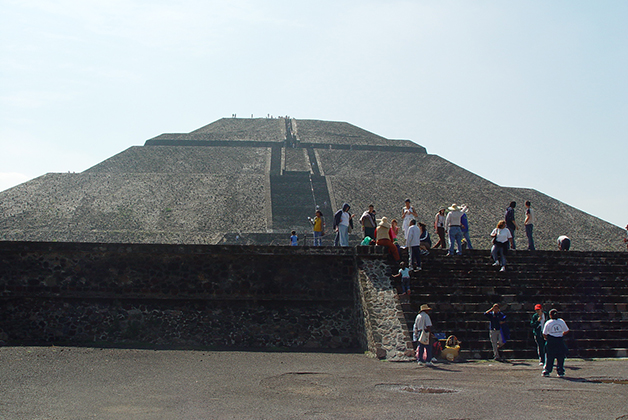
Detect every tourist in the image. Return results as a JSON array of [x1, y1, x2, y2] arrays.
[[445, 204, 464, 256], [524, 201, 535, 250], [530, 304, 549, 366], [418, 222, 431, 255], [542, 309, 570, 377], [413, 304, 434, 366], [359, 205, 377, 240], [433, 207, 447, 249], [389, 218, 400, 244], [308, 210, 324, 246], [375, 217, 400, 261], [624, 224, 628, 250], [460, 205, 473, 249], [557, 235, 571, 251], [389, 218, 402, 257], [490, 220, 514, 272], [484, 303, 506, 360], [405, 219, 422, 270], [392, 261, 411, 295], [505, 201, 518, 250], [401, 199, 418, 239], [333, 203, 354, 247], [290, 231, 298, 246]]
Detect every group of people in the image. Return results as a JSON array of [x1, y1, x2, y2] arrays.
[[413, 302, 570, 376], [297, 199, 572, 275], [327, 200, 471, 268], [300, 201, 628, 256], [484, 303, 569, 377], [325, 200, 540, 275]]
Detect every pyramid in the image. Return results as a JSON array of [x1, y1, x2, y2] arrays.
[[0, 117, 623, 251]]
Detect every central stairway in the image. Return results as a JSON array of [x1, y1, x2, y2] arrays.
[[270, 172, 333, 234], [391, 249, 628, 359]]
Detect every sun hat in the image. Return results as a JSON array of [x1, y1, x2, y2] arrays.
[[448, 203, 461, 212], [377, 217, 391, 229], [420, 304, 432, 311]]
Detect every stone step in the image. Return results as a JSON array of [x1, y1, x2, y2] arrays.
[[400, 293, 628, 304], [403, 310, 628, 323], [384, 247, 628, 361], [406, 319, 628, 332], [459, 347, 628, 360]]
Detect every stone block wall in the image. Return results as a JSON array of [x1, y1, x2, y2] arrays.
[[0, 242, 363, 350], [357, 257, 414, 361]]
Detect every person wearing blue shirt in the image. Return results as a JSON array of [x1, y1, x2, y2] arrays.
[[392, 261, 412, 295], [290, 231, 298, 246], [461, 205, 473, 249], [485, 303, 506, 360]]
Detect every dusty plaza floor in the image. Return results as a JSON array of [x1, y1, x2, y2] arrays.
[[1, 347, 627, 420]]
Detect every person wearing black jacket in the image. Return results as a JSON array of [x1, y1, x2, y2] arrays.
[[505, 201, 518, 250]]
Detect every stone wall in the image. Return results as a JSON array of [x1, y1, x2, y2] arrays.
[[357, 257, 414, 361], [0, 242, 363, 350]]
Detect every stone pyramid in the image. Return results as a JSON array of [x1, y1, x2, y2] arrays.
[[0, 117, 623, 251]]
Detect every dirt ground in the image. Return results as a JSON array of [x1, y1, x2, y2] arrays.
[[1, 347, 627, 419]]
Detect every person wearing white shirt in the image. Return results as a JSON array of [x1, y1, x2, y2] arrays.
[[444, 203, 464, 256], [542, 309, 570, 377], [413, 304, 434, 366], [490, 220, 514, 272], [401, 199, 418, 240], [405, 219, 422, 270]]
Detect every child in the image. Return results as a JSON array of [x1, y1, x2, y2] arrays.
[[392, 261, 411, 295], [290, 231, 298, 246]]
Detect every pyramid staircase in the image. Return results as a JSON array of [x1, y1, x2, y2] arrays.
[[390, 249, 628, 359]]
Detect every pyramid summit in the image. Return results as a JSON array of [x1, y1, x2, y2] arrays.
[[0, 117, 623, 250]]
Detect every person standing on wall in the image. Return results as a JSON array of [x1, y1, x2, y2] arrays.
[[524, 201, 535, 251], [444, 204, 464, 256], [308, 210, 325, 246], [460, 205, 473, 250], [401, 199, 418, 240], [433, 207, 447, 249], [542, 309, 570, 378], [333, 203, 354, 247], [505, 201, 518, 250], [406, 219, 422, 270], [360, 205, 377, 240]]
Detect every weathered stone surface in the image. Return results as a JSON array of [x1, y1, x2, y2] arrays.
[[357, 259, 414, 361], [0, 117, 623, 250], [0, 242, 361, 350]]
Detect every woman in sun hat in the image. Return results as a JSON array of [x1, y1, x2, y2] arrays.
[[375, 217, 400, 261]]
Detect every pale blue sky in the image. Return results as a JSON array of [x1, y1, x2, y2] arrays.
[[1, 1, 626, 227]]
